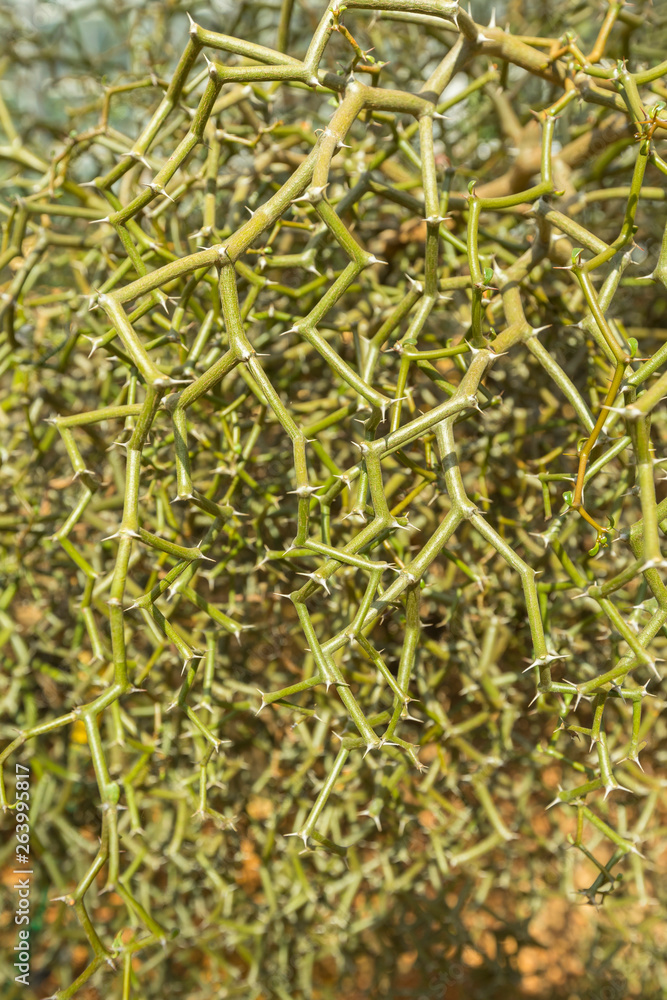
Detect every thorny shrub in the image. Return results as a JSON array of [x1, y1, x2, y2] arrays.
[[1, 0, 667, 997]]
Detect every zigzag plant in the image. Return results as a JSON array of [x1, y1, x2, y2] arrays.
[[1, 0, 667, 997]]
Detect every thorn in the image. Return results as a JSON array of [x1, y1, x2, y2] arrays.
[[297, 572, 332, 594], [545, 785, 564, 810], [85, 336, 102, 358], [358, 808, 382, 831], [602, 781, 632, 801], [601, 404, 641, 420], [523, 651, 568, 674], [287, 484, 322, 497], [101, 528, 140, 542], [560, 680, 589, 711], [285, 830, 310, 849], [291, 184, 329, 206]]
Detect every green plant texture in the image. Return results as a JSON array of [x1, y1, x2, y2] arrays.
[[1, 0, 667, 997]]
